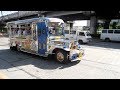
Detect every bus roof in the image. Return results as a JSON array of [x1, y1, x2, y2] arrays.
[[7, 17, 64, 25]]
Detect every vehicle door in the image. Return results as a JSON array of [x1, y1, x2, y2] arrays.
[[37, 22, 48, 55]]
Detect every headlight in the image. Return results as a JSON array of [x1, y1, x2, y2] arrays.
[[80, 49, 85, 56]]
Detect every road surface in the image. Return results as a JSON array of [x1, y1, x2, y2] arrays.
[[0, 37, 120, 79]]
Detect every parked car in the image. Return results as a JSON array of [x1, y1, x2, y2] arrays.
[[100, 29, 120, 42], [64, 30, 92, 44]]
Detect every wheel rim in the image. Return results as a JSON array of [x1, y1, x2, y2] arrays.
[[57, 52, 64, 62]]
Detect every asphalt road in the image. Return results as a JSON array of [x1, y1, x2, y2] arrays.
[[1, 37, 120, 79]]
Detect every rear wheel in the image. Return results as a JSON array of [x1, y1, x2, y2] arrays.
[[10, 46, 17, 50], [55, 50, 69, 63], [10, 46, 14, 50], [16, 45, 21, 51], [105, 38, 110, 42]]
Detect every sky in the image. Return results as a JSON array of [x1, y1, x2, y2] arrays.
[[0, 11, 18, 16], [73, 20, 88, 26]]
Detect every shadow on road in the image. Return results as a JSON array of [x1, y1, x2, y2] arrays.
[[0, 49, 80, 71]]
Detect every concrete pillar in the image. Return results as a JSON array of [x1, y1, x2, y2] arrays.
[[65, 21, 74, 32], [64, 22, 70, 30], [70, 23, 73, 31], [90, 16, 97, 35]]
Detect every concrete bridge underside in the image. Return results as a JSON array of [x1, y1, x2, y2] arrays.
[[0, 11, 120, 35]]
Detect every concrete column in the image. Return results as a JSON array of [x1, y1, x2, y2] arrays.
[[64, 22, 70, 30], [65, 21, 74, 32], [90, 16, 97, 34], [69, 22, 73, 32]]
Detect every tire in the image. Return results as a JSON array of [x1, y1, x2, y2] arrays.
[[66, 38, 69, 40], [16, 45, 21, 51], [46, 54, 53, 60], [105, 38, 110, 42], [78, 40, 83, 44], [55, 50, 69, 63], [10, 46, 14, 50], [10, 46, 17, 50]]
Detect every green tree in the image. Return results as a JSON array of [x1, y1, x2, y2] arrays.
[[112, 22, 117, 29]]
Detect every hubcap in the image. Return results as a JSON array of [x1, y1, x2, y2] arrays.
[[57, 52, 64, 62]]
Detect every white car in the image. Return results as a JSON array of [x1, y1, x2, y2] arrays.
[[64, 30, 92, 44]]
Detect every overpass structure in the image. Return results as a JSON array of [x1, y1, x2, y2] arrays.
[[0, 11, 94, 22], [0, 11, 96, 34], [0, 10, 120, 34]]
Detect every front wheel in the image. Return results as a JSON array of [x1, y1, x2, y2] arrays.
[[78, 40, 83, 44], [55, 50, 69, 63]]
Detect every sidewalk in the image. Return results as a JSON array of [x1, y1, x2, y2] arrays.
[[0, 37, 9, 46], [0, 72, 8, 79]]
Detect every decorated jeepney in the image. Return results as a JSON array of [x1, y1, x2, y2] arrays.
[[7, 17, 84, 63]]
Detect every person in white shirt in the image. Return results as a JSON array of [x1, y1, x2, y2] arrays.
[[18, 28, 22, 37], [23, 29, 27, 36]]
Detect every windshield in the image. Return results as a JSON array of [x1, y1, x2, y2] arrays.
[[64, 30, 69, 34], [48, 22, 64, 36], [86, 32, 91, 36]]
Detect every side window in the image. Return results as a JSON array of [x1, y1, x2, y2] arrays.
[[64, 30, 69, 34], [79, 32, 85, 36], [102, 30, 107, 33], [32, 24, 37, 40], [114, 30, 120, 34], [70, 31, 76, 34], [108, 30, 113, 33], [86, 32, 91, 36]]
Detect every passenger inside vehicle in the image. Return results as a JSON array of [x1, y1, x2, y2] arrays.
[[23, 29, 27, 36], [26, 27, 31, 35], [18, 28, 22, 37]]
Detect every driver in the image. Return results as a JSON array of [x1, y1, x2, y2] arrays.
[[49, 27, 56, 35]]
